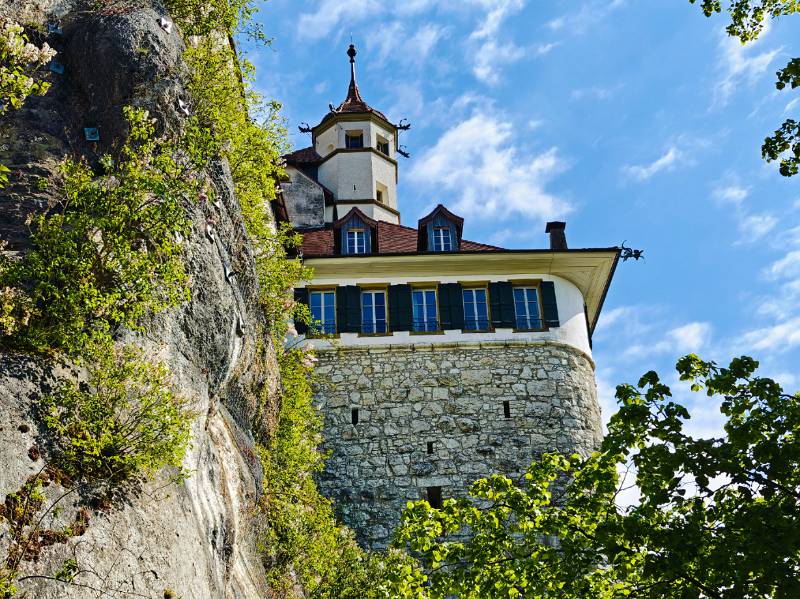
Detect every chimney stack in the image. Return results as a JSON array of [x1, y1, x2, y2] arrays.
[[545, 221, 567, 250]]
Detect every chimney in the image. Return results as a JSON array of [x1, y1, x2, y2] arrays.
[[545, 221, 567, 250]]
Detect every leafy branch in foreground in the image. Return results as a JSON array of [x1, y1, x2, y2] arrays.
[[390, 354, 800, 598], [689, 1, 800, 176]]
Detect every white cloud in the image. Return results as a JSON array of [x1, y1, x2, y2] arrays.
[[715, 25, 780, 107], [766, 250, 800, 280], [785, 97, 799, 114], [472, 39, 525, 84], [738, 316, 800, 352], [297, 0, 382, 40], [668, 322, 712, 353], [621, 321, 712, 360], [623, 147, 681, 181], [713, 184, 749, 206], [535, 42, 558, 56], [467, 0, 526, 84], [712, 182, 777, 242], [408, 111, 570, 221], [367, 22, 448, 67], [547, 0, 626, 34]]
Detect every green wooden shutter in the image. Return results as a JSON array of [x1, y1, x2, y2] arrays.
[[389, 284, 412, 331], [339, 285, 361, 333], [294, 288, 309, 335], [541, 281, 560, 328], [438, 283, 463, 330], [489, 282, 514, 328]]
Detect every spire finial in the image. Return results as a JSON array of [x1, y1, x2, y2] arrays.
[[347, 43, 357, 64]]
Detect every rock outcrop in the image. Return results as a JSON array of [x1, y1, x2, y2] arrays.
[[0, 1, 277, 597]]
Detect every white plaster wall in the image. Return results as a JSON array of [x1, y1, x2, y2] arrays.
[[318, 151, 374, 201], [316, 125, 339, 156], [371, 152, 397, 209], [298, 274, 592, 357]]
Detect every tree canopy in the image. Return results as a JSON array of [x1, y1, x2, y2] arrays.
[[690, 1, 800, 176], [388, 355, 800, 598]]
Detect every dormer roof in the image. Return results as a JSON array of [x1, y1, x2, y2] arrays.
[[333, 206, 377, 230]]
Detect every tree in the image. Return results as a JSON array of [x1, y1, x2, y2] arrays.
[[689, 1, 800, 176], [388, 355, 800, 598]]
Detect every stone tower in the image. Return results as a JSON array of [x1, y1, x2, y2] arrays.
[[279, 46, 620, 549]]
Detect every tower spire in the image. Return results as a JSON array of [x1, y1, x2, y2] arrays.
[[345, 43, 364, 104]]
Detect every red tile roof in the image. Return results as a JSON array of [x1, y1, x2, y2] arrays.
[[285, 146, 322, 165], [299, 220, 503, 257]]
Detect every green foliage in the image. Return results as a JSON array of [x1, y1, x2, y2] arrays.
[[0, 106, 209, 356], [257, 345, 411, 598], [165, 0, 268, 41], [390, 355, 800, 598], [689, 1, 800, 176], [184, 37, 309, 340], [0, 19, 55, 115], [43, 345, 192, 483]]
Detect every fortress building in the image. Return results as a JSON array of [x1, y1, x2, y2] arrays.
[[280, 45, 620, 548]]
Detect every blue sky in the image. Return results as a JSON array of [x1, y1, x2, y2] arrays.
[[244, 0, 800, 436]]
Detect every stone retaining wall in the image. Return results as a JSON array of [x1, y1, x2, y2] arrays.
[[313, 340, 603, 549]]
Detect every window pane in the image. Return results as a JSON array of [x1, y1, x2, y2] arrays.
[[474, 289, 486, 303], [374, 292, 385, 307], [513, 288, 526, 303], [526, 288, 538, 303], [375, 304, 385, 320]]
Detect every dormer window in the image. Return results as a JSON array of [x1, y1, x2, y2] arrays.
[[433, 227, 452, 252], [418, 205, 464, 253], [347, 228, 366, 254], [376, 135, 390, 156], [345, 130, 364, 149]]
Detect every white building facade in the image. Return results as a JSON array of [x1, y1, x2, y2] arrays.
[[280, 45, 620, 548]]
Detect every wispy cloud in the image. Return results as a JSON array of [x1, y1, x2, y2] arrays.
[[571, 85, 621, 101], [712, 182, 777, 242], [622, 321, 712, 360], [297, 0, 382, 40], [468, 0, 526, 84], [547, 0, 626, 35], [623, 147, 681, 181], [715, 25, 780, 107], [408, 109, 570, 221], [367, 22, 449, 67], [738, 316, 800, 352]]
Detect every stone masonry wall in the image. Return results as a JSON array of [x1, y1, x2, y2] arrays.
[[313, 339, 603, 549]]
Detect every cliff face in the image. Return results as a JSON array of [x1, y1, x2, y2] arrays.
[[0, 2, 277, 597]]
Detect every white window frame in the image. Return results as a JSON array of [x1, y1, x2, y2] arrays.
[[433, 227, 452, 252], [361, 289, 387, 334], [513, 286, 543, 330], [309, 289, 336, 335], [462, 287, 490, 331], [412, 288, 439, 332], [346, 228, 366, 254]]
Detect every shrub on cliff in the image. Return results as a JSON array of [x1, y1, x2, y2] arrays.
[[43, 345, 192, 484]]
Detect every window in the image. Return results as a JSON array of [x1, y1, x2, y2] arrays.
[[361, 290, 387, 334], [503, 400, 511, 418], [433, 227, 452, 252], [412, 289, 438, 332], [514, 286, 543, 330], [427, 441, 434, 455], [376, 189, 384, 204], [376, 136, 390, 156], [351, 408, 359, 425], [463, 288, 490, 331], [426, 486, 443, 509], [309, 290, 336, 335], [346, 229, 366, 254], [345, 130, 363, 148]]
